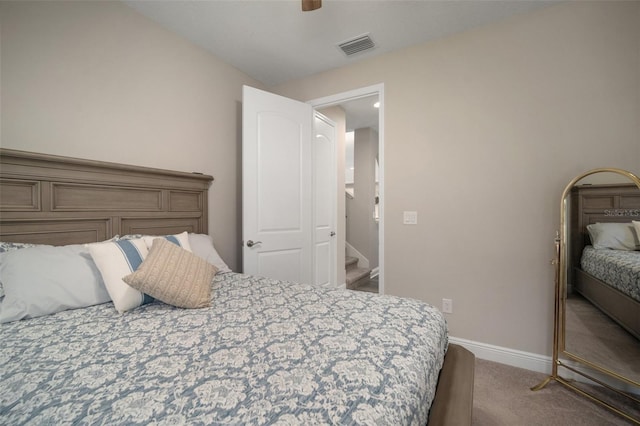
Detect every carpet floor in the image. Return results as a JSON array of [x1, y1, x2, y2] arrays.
[[473, 358, 639, 425]]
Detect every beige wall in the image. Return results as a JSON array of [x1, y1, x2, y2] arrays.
[[275, 2, 640, 355], [347, 127, 379, 269], [0, 1, 264, 271]]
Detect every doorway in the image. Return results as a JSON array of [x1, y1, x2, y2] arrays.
[[309, 84, 384, 294]]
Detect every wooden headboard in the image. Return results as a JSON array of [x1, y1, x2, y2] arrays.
[[0, 149, 213, 246], [568, 183, 640, 284]]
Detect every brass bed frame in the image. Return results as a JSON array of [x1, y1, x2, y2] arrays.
[[0, 148, 474, 425]]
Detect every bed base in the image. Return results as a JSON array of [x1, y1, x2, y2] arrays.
[[428, 344, 475, 425], [574, 268, 640, 340]]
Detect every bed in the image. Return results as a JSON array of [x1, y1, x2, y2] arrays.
[[0, 148, 474, 425], [569, 183, 640, 340]]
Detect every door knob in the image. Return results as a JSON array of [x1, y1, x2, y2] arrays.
[[329, 232, 336, 237], [246, 240, 262, 248]]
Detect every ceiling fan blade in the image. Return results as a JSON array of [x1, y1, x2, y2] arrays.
[[302, 0, 322, 12]]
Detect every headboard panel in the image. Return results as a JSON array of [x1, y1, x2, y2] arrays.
[[568, 183, 640, 284], [0, 149, 213, 245]]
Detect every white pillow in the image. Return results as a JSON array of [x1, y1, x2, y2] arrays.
[[586, 222, 639, 251], [0, 242, 39, 299], [142, 231, 192, 252], [634, 221, 640, 244], [87, 238, 151, 313], [0, 244, 111, 323], [0, 242, 40, 297], [88, 232, 193, 313], [188, 233, 231, 273]]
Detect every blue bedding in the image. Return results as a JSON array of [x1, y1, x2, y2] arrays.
[[581, 246, 640, 302], [0, 272, 447, 425]]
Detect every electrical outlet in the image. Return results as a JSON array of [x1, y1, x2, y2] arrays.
[[442, 298, 453, 314]]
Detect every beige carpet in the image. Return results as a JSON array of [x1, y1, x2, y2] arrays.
[[473, 358, 639, 425]]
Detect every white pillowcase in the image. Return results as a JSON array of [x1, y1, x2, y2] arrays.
[[0, 241, 38, 299], [188, 233, 231, 273], [586, 222, 640, 251], [87, 238, 151, 313], [88, 232, 192, 313], [142, 231, 192, 252], [0, 244, 111, 323]]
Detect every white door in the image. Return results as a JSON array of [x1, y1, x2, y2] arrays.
[[313, 112, 337, 287], [243, 86, 336, 286]]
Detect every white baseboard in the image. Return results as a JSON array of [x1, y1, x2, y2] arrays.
[[449, 336, 552, 375], [450, 336, 639, 395]]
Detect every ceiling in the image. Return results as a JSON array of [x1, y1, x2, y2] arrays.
[[124, 0, 556, 88], [337, 94, 379, 132], [124, 1, 555, 133]]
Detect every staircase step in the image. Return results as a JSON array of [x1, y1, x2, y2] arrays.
[[346, 267, 371, 289], [345, 256, 358, 268]]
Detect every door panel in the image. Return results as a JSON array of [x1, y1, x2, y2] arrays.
[[257, 113, 303, 232], [258, 249, 303, 283], [243, 86, 312, 284], [313, 113, 337, 287]]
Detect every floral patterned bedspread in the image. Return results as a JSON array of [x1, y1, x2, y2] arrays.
[[0, 272, 448, 425], [581, 246, 640, 302]]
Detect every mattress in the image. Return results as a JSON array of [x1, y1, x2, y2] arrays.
[[580, 246, 640, 302], [0, 272, 448, 425]]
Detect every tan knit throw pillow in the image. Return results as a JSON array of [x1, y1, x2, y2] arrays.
[[123, 238, 217, 309]]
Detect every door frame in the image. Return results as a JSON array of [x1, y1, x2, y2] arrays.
[[308, 83, 385, 294]]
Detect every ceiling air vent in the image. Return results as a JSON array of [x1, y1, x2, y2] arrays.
[[338, 34, 375, 57]]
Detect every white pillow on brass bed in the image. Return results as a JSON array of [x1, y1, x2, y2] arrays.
[[586, 222, 640, 251], [123, 238, 216, 309], [188, 233, 231, 273], [0, 244, 111, 323], [87, 232, 192, 313]]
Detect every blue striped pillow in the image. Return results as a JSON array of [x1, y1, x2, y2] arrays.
[[87, 232, 191, 313], [87, 238, 151, 313]]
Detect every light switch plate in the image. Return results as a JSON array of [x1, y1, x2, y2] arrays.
[[403, 211, 418, 225], [442, 298, 453, 314]]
